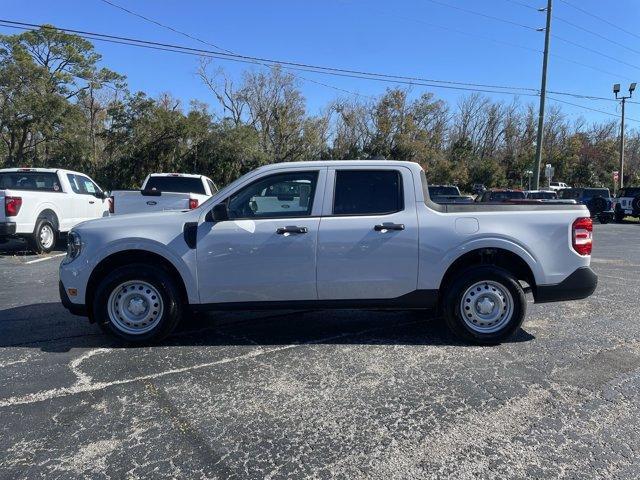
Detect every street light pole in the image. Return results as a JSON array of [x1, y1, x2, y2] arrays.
[[614, 82, 636, 189], [533, 0, 553, 190]]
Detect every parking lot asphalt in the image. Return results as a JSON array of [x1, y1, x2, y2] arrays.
[[1, 224, 640, 479]]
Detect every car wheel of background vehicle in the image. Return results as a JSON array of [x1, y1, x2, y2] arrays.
[[29, 218, 57, 254], [587, 196, 607, 216], [93, 264, 183, 344], [615, 212, 625, 223], [632, 195, 640, 212], [442, 266, 526, 345], [598, 214, 610, 224]]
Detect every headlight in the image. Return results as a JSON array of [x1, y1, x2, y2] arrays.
[[64, 231, 82, 264]]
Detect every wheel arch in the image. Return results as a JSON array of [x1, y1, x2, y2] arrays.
[[439, 247, 536, 296], [35, 208, 60, 231], [85, 250, 190, 312]]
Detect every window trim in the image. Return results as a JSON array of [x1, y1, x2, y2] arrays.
[[223, 170, 321, 220], [330, 169, 405, 217]]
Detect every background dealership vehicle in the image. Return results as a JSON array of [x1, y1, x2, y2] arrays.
[[476, 189, 526, 202], [614, 186, 640, 222], [525, 190, 557, 200], [110, 173, 217, 215], [559, 187, 614, 223], [549, 181, 570, 191], [427, 185, 474, 204], [60, 161, 597, 345], [0, 168, 109, 253]]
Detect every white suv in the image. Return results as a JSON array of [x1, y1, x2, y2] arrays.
[[0, 168, 110, 253]]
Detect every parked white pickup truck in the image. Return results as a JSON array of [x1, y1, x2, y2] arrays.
[[109, 173, 217, 215], [0, 168, 109, 253], [60, 160, 597, 345]]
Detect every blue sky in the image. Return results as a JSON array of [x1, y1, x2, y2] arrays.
[[2, 0, 639, 125]]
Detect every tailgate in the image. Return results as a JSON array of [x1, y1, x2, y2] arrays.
[[113, 191, 192, 215]]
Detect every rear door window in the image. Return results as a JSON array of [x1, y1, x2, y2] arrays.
[[333, 170, 403, 215]]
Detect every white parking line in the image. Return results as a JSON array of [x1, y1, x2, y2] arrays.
[[24, 253, 66, 265]]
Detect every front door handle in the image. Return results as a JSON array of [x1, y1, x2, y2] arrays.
[[277, 226, 308, 235], [374, 223, 405, 232], [89, 200, 95, 204]]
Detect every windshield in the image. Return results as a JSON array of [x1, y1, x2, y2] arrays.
[[0, 171, 62, 192], [583, 188, 610, 199], [144, 176, 206, 194], [618, 187, 640, 197], [527, 191, 557, 199], [429, 186, 460, 196]]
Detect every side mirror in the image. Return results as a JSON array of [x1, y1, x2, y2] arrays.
[[207, 203, 229, 222]]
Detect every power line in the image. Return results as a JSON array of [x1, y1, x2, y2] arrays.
[[0, 19, 637, 109], [552, 34, 640, 72], [424, 0, 539, 31], [554, 16, 640, 56], [558, 0, 640, 42], [548, 96, 640, 123], [0, 19, 541, 95], [97, 0, 374, 100]]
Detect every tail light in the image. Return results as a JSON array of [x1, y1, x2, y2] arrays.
[[189, 198, 199, 209], [572, 217, 593, 256], [4, 196, 22, 216], [108, 196, 114, 214]]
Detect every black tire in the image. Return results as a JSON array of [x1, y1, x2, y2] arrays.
[[442, 266, 526, 345], [587, 196, 607, 216], [29, 218, 57, 254], [93, 264, 184, 344], [632, 195, 640, 212], [598, 214, 610, 224], [615, 212, 625, 223]]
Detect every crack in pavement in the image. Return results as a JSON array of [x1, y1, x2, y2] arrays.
[[0, 320, 421, 409]]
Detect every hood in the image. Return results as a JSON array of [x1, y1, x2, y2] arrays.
[[73, 209, 199, 233]]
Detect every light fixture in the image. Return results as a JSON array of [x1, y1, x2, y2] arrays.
[[630, 83, 637, 94], [613, 84, 621, 94]]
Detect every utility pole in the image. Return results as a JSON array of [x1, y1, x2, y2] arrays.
[[532, 0, 553, 190], [613, 82, 636, 189]]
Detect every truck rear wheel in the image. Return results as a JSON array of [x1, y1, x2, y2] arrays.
[[93, 264, 183, 343], [29, 218, 57, 254], [442, 266, 526, 345]]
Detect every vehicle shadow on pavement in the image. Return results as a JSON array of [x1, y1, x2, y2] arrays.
[[0, 238, 66, 256], [0, 302, 535, 352]]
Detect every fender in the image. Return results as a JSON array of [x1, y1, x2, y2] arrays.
[[429, 235, 543, 290], [34, 202, 62, 229], [90, 238, 199, 304]]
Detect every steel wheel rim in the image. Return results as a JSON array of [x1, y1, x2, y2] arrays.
[[107, 281, 164, 335], [460, 280, 514, 334], [40, 225, 54, 249]]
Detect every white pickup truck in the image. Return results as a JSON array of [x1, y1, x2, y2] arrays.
[[109, 173, 217, 215], [59, 160, 597, 345], [0, 168, 109, 253]]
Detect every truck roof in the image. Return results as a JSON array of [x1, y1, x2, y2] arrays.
[[254, 160, 422, 172], [146, 173, 208, 179], [0, 167, 86, 176]]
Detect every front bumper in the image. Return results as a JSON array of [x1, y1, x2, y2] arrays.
[[534, 267, 598, 303], [0, 222, 17, 236], [59, 280, 88, 317]]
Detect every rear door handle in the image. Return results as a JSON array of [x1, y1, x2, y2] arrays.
[[277, 226, 308, 235], [374, 223, 405, 232]]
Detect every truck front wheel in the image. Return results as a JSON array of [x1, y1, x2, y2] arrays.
[[93, 264, 183, 343], [442, 266, 526, 345]]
